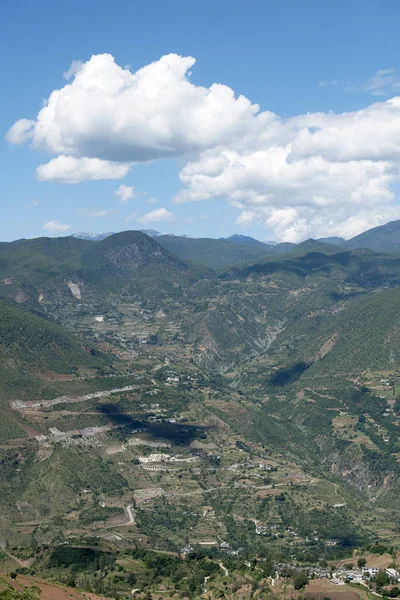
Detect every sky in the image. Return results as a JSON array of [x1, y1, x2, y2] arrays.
[[2, 0, 400, 242]]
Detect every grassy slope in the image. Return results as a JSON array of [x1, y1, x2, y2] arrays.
[[0, 298, 111, 440]]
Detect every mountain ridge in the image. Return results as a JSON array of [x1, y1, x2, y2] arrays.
[[63, 219, 400, 269]]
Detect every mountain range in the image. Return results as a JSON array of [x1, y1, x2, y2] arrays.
[[2, 223, 400, 590], [72, 218, 400, 269]]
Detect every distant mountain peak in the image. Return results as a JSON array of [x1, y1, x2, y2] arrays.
[[72, 230, 162, 241], [67, 218, 400, 255], [72, 232, 115, 241], [72, 229, 165, 242], [139, 229, 162, 237], [344, 219, 400, 252], [316, 236, 346, 246], [223, 234, 268, 248]]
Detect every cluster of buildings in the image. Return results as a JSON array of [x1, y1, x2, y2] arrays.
[[275, 563, 400, 584], [332, 566, 399, 583], [275, 563, 331, 579], [180, 540, 242, 557]]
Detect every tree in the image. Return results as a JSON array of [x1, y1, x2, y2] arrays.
[[293, 573, 309, 590], [358, 558, 367, 568], [127, 573, 137, 586], [376, 569, 390, 588], [320, 560, 328, 568]]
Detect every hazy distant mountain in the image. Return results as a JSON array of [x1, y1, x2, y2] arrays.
[[70, 218, 400, 256], [222, 234, 268, 248], [73, 229, 162, 241], [317, 236, 346, 246], [139, 229, 162, 237], [344, 219, 400, 252], [72, 232, 115, 241]]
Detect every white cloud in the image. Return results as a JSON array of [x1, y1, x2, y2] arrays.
[[115, 184, 136, 203], [6, 118, 35, 144], [136, 208, 175, 223], [63, 60, 83, 81], [174, 93, 400, 240], [36, 156, 131, 183], [147, 197, 158, 204], [78, 208, 115, 217], [286, 98, 400, 163], [43, 220, 71, 233], [7, 53, 258, 171], [7, 53, 400, 240]]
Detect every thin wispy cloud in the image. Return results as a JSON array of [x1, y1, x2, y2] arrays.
[[25, 200, 41, 209], [125, 212, 138, 222], [320, 68, 400, 96], [317, 80, 339, 88], [363, 68, 400, 96], [78, 208, 116, 217]]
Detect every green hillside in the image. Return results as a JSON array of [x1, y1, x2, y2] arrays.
[[156, 234, 274, 269], [0, 231, 200, 306], [227, 247, 400, 287], [3, 235, 400, 570], [0, 297, 111, 440], [345, 219, 400, 252], [0, 298, 106, 375]]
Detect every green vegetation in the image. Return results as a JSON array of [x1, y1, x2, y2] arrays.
[[3, 229, 400, 595], [156, 234, 274, 269], [0, 297, 108, 377], [0, 587, 39, 600], [79, 506, 124, 524], [47, 546, 115, 571]]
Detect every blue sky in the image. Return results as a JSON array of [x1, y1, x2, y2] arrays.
[[2, 0, 400, 242]]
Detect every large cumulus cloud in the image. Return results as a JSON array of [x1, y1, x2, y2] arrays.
[[6, 53, 400, 241], [6, 53, 258, 161]]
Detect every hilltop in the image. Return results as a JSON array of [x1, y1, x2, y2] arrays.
[[344, 219, 400, 253], [0, 231, 200, 306]]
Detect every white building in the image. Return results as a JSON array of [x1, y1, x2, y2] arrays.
[[362, 567, 379, 578], [386, 568, 399, 580]]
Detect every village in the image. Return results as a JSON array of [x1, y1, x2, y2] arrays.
[[274, 562, 400, 586]]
